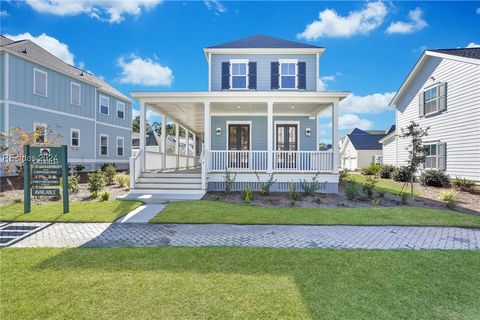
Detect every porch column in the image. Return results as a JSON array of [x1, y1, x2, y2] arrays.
[[332, 99, 339, 173], [139, 101, 146, 171], [202, 102, 211, 190], [267, 101, 273, 173], [175, 122, 180, 170], [185, 128, 190, 168], [161, 113, 166, 171]]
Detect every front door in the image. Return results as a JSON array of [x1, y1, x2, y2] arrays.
[[228, 124, 250, 169], [276, 124, 298, 169]]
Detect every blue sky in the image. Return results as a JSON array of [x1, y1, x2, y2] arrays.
[[1, 1, 479, 141]]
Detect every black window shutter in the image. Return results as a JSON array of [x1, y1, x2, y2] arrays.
[[271, 62, 279, 90], [248, 62, 257, 90], [297, 62, 306, 90], [221, 62, 230, 90]]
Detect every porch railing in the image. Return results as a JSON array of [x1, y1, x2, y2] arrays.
[[209, 150, 333, 173], [130, 148, 143, 188]]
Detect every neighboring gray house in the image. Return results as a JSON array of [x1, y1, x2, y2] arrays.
[[0, 35, 133, 173], [389, 47, 480, 182], [130, 35, 349, 198]]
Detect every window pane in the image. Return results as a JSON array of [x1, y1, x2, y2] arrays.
[[281, 76, 295, 88], [281, 63, 289, 74], [232, 63, 246, 76], [232, 76, 246, 88], [288, 64, 295, 74]]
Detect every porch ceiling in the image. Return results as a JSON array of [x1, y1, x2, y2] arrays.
[[147, 102, 205, 134]]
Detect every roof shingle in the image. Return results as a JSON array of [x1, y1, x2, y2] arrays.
[[207, 34, 323, 49], [430, 47, 480, 60]]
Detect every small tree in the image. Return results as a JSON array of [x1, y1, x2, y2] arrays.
[[399, 121, 429, 195]]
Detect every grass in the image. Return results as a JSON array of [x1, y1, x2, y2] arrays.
[[0, 200, 143, 222], [1, 248, 479, 319], [151, 200, 480, 228], [348, 173, 419, 195]]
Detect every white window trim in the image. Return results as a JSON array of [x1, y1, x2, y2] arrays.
[[424, 142, 440, 169], [278, 59, 298, 90], [99, 95, 110, 115], [116, 136, 125, 157], [273, 120, 301, 151], [229, 59, 249, 90], [70, 82, 81, 106], [33, 122, 47, 144], [70, 128, 80, 147], [99, 134, 109, 156], [33, 68, 48, 97], [225, 121, 252, 151], [116, 101, 126, 119]]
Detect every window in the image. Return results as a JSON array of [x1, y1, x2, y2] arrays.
[[424, 143, 446, 170], [100, 134, 108, 156], [372, 155, 382, 164], [117, 101, 125, 119], [230, 60, 248, 89], [423, 86, 438, 115], [99, 95, 109, 115], [70, 129, 80, 147], [279, 60, 297, 89], [33, 123, 47, 144], [71, 82, 81, 106], [33, 68, 47, 97], [116, 137, 124, 157]]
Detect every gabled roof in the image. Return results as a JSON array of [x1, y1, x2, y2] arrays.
[[207, 34, 323, 49], [390, 48, 480, 107], [344, 125, 395, 151], [0, 35, 132, 103]]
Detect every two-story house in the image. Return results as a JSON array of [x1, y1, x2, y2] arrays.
[[0, 35, 132, 174], [128, 35, 349, 200], [388, 47, 480, 182]]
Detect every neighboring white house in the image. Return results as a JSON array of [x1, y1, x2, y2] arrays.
[[389, 47, 480, 182], [379, 128, 396, 166], [340, 127, 394, 170]]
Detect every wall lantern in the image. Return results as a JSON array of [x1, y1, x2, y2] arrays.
[[216, 127, 222, 136], [305, 128, 311, 137]]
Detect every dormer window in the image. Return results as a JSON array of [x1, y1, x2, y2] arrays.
[[279, 59, 297, 89], [230, 59, 248, 89]]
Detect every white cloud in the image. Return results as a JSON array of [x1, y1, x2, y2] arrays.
[[318, 75, 337, 91], [297, 2, 387, 39], [0, 10, 8, 17], [25, 0, 162, 24], [118, 55, 173, 86], [340, 92, 396, 114], [204, 0, 226, 15], [5, 32, 75, 65], [339, 113, 373, 130], [477, 8, 480, 14], [132, 108, 140, 118], [386, 7, 427, 34], [466, 42, 480, 48]]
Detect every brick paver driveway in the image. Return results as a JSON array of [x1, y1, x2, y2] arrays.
[[3, 222, 479, 249]]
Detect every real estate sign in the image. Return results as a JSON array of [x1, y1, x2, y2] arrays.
[[23, 145, 69, 214]]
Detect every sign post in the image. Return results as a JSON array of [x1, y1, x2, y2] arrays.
[[23, 145, 69, 214]]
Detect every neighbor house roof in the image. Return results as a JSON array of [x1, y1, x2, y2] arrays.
[[0, 35, 132, 103], [207, 34, 323, 49], [389, 47, 480, 107], [345, 125, 395, 151]]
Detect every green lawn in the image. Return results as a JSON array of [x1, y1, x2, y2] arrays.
[[0, 200, 143, 222], [151, 200, 480, 228], [348, 173, 419, 195], [1, 248, 479, 319]]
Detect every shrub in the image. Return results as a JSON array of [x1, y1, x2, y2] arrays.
[[379, 165, 395, 179], [104, 164, 117, 185], [288, 182, 299, 206], [345, 181, 359, 200], [242, 187, 253, 204], [362, 176, 378, 199], [74, 164, 85, 173], [452, 177, 476, 192], [439, 190, 457, 209], [91, 190, 99, 199], [339, 169, 350, 185], [115, 173, 130, 188], [360, 163, 381, 176], [101, 191, 110, 201], [300, 172, 326, 196], [68, 173, 80, 193], [420, 170, 450, 187], [101, 163, 117, 171], [223, 170, 237, 195], [87, 170, 105, 196], [255, 172, 276, 195], [392, 166, 412, 182]]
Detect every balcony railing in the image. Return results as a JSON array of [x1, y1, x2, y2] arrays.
[[209, 150, 333, 173]]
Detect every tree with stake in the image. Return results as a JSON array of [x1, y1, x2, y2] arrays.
[[399, 121, 429, 195]]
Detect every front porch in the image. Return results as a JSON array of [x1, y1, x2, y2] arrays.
[[130, 91, 348, 196]]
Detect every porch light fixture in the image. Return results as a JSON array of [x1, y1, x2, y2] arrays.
[[216, 127, 222, 136], [305, 128, 311, 136], [291, 105, 295, 109]]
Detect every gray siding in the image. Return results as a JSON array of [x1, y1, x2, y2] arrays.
[[0, 103, 4, 133], [211, 54, 317, 91], [96, 123, 132, 162], [211, 115, 317, 151], [0, 52, 4, 100], [96, 91, 132, 127]]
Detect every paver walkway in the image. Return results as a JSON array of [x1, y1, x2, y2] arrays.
[[5, 222, 480, 249]]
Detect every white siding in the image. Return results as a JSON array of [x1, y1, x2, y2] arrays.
[[340, 138, 358, 170], [381, 135, 397, 165], [357, 150, 382, 169], [395, 57, 480, 181]]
